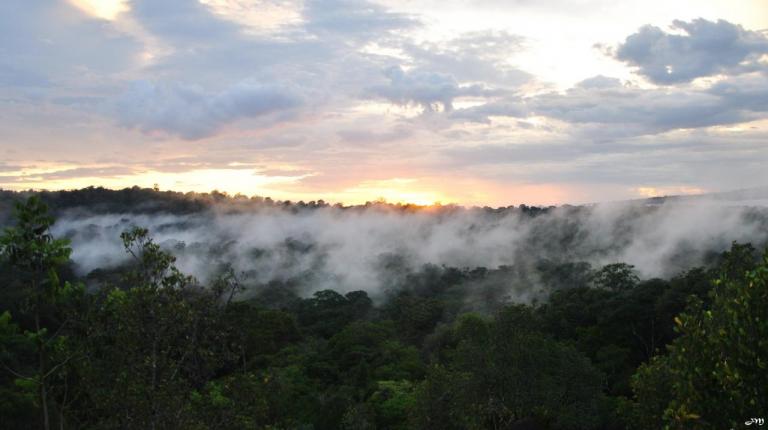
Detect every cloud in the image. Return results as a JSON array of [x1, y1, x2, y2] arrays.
[[337, 127, 413, 143], [447, 70, 768, 134], [709, 72, 768, 112], [440, 126, 768, 192], [0, 0, 139, 87], [129, 0, 242, 43], [529, 72, 768, 136], [128, 0, 313, 83], [532, 84, 728, 134], [2, 1, 767, 205], [303, 0, 419, 41], [124, 0, 420, 117], [116, 80, 303, 139], [614, 18, 768, 84], [403, 30, 531, 87], [0, 166, 140, 185], [449, 100, 528, 123], [0, 162, 22, 173], [362, 31, 530, 119], [575, 75, 623, 89], [367, 66, 492, 111]]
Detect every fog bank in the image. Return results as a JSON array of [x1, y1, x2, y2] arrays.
[[49, 199, 768, 298]]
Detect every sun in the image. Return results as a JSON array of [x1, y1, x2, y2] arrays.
[[378, 194, 440, 206], [327, 178, 449, 206]]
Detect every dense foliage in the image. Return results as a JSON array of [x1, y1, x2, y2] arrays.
[[1, 195, 766, 429]]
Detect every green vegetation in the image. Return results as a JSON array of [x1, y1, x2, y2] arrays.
[[1, 195, 766, 429]]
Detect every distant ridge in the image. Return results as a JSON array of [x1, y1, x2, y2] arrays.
[[637, 186, 768, 206]]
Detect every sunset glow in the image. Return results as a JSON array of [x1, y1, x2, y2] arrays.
[[2, 0, 767, 205], [68, 0, 127, 20]]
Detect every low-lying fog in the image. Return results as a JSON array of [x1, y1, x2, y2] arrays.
[[50, 199, 768, 298]]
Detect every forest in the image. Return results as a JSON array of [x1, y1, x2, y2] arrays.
[[1, 188, 767, 429]]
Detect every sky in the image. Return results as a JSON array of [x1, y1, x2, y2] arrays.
[[0, 0, 767, 206]]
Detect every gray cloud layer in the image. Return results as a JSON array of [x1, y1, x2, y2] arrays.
[[368, 66, 493, 111], [530, 73, 768, 136], [614, 18, 768, 84], [0, 1, 140, 87], [117, 80, 303, 139], [304, 0, 419, 40]]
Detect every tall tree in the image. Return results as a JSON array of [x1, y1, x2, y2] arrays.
[[76, 227, 238, 429], [0, 196, 79, 430], [415, 307, 607, 429], [624, 246, 768, 429]]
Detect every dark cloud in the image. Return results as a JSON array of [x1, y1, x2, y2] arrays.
[[709, 72, 768, 112], [0, 166, 138, 187], [0, 163, 22, 173], [120, 0, 420, 134], [443, 130, 768, 189], [615, 18, 768, 84], [303, 0, 419, 41], [128, 0, 322, 84], [367, 66, 493, 111], [575, 75, 623, 89], [525, 73, 768, 137], [116, 80, 303, 140], [36, 166, 139, 181], [448, 70, 768, 134], [129, 0, 242, 43], [0, 0, 139, 87]]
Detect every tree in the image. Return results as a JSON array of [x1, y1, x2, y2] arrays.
[[0, 310, 38, 427], [0, 196, 81, 430], [592, 263, 639, 292], [624, 247, 768, 429], [296, 290, 373, 338], [367, 380, 416, 430], [75, 227, 238, 429], [618, 355, 673, 430], [189, 372, 270, 429], [385, 293, 444, 344], [416, 306, 608, 429]]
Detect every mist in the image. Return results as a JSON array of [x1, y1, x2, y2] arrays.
[[46, 198, 768, 301]]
